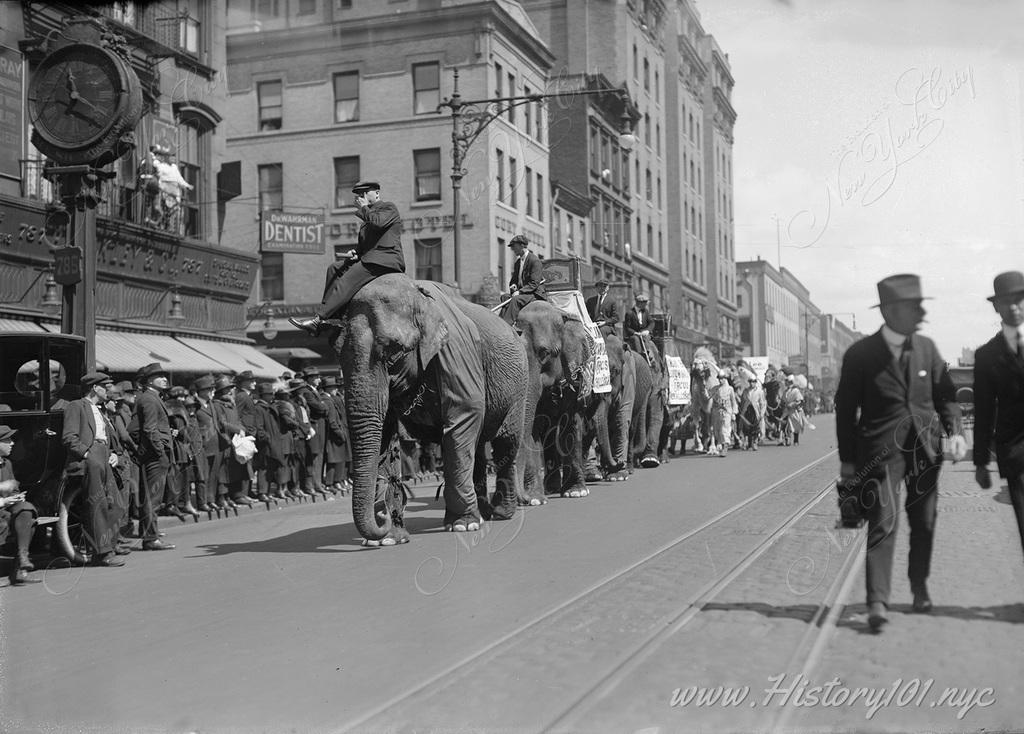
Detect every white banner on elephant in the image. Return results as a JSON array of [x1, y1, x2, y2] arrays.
[[744, 356, 770, 384], [666, 356, 690, 405], [589, 325, 611, 394]]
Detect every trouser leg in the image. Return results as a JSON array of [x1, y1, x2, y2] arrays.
[[861, 461, 904, 606], [139, 454, 170, 542], [1007, 473, 1024, 562], [905, 460, 940, 588]]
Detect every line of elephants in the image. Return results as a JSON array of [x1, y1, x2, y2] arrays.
[[325, 274, 687, 547]]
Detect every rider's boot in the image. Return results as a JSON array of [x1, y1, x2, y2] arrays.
[[288, 314, 323, 337]]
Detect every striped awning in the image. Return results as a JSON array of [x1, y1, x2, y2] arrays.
[[0, 318, 48, 333], [93, 330, 229, 375], [175, 337, 291, 380]]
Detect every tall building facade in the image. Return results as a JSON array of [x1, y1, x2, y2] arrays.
[[0, 1, 284, 377], [224, 0, 555, 358]]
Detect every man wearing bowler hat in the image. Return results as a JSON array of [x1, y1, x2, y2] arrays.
[[62, 372, 127, 566], [586, 279, 621, 337], [835, 274, 965, 631], [289, 181, 407, 336], [973, 270, 1024, 561], [134, 363, 175, 550], [501, 234, 546, 326]]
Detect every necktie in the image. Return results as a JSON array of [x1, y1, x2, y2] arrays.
[[899, 337, 912, 381]]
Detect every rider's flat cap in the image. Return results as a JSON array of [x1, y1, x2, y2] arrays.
[[82, 371, 114, 389], [508, 234, 528, 247], [352, 181, 380, 194]]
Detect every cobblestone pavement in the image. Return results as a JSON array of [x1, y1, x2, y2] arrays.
[[3, 415, 1020, 734]]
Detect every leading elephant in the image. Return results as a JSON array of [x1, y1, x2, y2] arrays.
[[327, 275, 527, 544]]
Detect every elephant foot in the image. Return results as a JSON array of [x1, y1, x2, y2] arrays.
[[585, 473, 604, 483], [518, 495, 546, 506], [562, 486, 590, 498], [362, 529, 411, 547], [490, 502, 517, 521], [607, 470, 629, 482], [445, 520, 481, 532], [640, 454, 661, 468]]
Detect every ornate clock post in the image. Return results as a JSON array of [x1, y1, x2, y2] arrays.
[[27, 20, 143, 369]]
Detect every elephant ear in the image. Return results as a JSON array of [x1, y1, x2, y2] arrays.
[[412, 287, 449, 367]]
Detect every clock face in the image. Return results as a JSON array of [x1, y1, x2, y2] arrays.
[[30, 44, 127, 150]]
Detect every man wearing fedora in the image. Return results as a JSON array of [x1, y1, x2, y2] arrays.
[[63, 372, 129, 566], [134, 363, 175, 550], [192, 374, 220, 513], [835, 274, 965, 631], [586, 279, 621, 337], [294, 367, 328, 499], [501, 234, 546, 326], [252, 382, 285, 502], [233, 371, 260, 503], [321, 376, 350, 495], [212, 375, 249, 508], [289, 181, 407, 336], [973, 271, 1024, 560]]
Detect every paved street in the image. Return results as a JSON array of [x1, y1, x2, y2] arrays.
[[2, 414, 1022, 734]]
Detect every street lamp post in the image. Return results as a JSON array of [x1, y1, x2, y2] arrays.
[[437, 69, 636, 290]]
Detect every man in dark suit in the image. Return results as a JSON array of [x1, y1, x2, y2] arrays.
[[973, 270, 1024, 560], [835, 274, 965, 631], [586, 279, 621, 337], [134, 362, 175, 550], [192, 374, 219, 512], [623, 293, 653, 341], [501, 234, 547, 325], [290, 180, 407, 336], [233, 370, 259, 502], [63, 371, 127, 567], [293, 367, 328, 498]]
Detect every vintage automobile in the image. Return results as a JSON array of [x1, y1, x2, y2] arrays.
[[0, 331, 88, 564]]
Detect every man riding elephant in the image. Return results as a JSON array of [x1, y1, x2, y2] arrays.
[[500, 235, 546, 325], [328, 275, 528, 545], [289, 181, 406, 336]]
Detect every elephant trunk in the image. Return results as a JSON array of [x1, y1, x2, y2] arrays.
[[347, 373, 392, 541]]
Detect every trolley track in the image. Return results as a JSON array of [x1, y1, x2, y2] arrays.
[[338, 450, 844, 733]]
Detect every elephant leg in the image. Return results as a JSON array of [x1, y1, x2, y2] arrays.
[[441, 401, 484, 531], [489, 431, 520, 520], [540, 407, 563, 496], [560, 410, 588, 497], [473, 443, 493, 521]]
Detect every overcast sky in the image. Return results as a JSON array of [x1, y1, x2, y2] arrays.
[[695, 0, 1024, 361]]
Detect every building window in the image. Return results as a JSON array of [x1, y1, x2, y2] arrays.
[[509, 156, 518, 208], [412, 62, 439, 115], [496, 149, 505, 203], [622, 151, 630, 196], [494, 62, 503, 97], [258, 80, 282, 131], [333, 72, 359, 122], [258, 163, 283, 211], [643, 58, 650, 91], [413, 148, 441, 201], [645, 169, 652, 201], [589, 123, 600, 174], [525, 166, 533, 217], [535, 172, 543, 222], [255, 0, 282, 20], [261, 252, 284, 301], [524, 85, 533, 137], [297, 0, 316, 14], [177, 121, 205, 238], [415, 238, 443, 281], [633, 44, 638, 79], [654, 70, 659, 104], [333, 156, 359, 208], [507, 72, 515, 123]]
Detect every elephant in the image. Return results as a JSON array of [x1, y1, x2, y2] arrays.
[[516, 301, 595, 499], [327, 275, 528, 544], [582, 333, 632, 482], [626, 333, 668, 469]]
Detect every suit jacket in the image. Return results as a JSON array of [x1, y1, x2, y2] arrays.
[[623, 307, 653, 340], [973, 331, 1024, 476], [135, 388, 172, 462], [195, 399, 219, 457], [586, 293, 621, 336], [509, 251, 546, 298], [356, 200, 406, 272], [835, 330, 960, 470], [62, 398, 100, 477], [213, 396, 243, 449], [294, 384, 326, 454], [322, 391, 348, 463], [234, 388, 260, 437]]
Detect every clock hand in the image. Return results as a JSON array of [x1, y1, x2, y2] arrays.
[[66, 105, 102, 128]]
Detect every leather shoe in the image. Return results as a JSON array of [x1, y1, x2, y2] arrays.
[[17, 551, 34, 572], [142, 539, 176, 551], [92, 553, 126, 567], [912, 584, 933, 613], [288, 314, 323, 337], [114, 545, 132, 555], [867, 601, 889, 631]]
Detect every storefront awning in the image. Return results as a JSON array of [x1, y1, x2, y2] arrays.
[[175, 337, 291, 379], [93, 330, 230, 375], [0, 318, 48, 333]]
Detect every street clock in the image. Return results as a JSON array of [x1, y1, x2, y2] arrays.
[[28, 42, 143, 167]]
